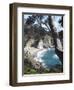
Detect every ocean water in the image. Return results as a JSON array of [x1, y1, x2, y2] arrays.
[[37, 48, 62, 68]]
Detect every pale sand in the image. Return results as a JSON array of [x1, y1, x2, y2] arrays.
[[24, 47, 47, 56]]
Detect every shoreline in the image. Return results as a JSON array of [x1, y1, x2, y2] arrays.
[[24, 47, 48, 67]]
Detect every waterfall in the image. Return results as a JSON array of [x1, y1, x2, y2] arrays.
[[37, 39, 44, 49]]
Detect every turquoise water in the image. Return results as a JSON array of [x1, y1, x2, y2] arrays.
[[40, 48, 62, 68]]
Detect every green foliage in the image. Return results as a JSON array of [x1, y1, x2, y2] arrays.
[[24, 59, 63, 74], [24, 67, 37, 74]]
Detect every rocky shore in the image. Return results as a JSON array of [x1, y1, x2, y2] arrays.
[[24, 47, 44, 70]]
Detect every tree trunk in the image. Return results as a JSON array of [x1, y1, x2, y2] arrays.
[[48, 16, 63, 64]]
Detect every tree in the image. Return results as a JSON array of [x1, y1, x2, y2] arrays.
[[48, 16, 63, 64]]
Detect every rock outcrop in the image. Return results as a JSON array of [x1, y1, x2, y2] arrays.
[[24, 46, 44, 70]]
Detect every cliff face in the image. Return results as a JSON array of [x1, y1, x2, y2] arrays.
[[43, 35, 54, 48], [24, 48, 43, 70], [24, 24, 55, 48]]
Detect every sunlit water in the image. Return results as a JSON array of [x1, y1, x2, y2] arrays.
[[37, 48, 62, 68]]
